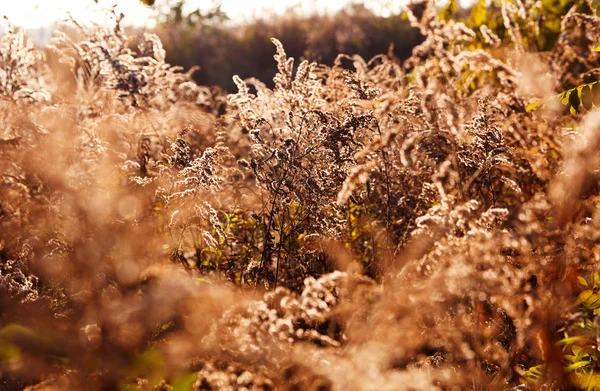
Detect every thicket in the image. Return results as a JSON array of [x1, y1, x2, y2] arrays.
[[151, 4, 424, 91], [0, 0, 600, 390]]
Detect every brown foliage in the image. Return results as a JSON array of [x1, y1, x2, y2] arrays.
[[0, 2, 599, 390]]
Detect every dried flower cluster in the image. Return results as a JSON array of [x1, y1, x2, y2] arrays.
[[0, 1, 600, 390]]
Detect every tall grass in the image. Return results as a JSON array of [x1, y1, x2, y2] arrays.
[[0, 1, 599, 390]]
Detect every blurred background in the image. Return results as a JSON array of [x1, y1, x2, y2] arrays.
[[0, 0, 467, 90]]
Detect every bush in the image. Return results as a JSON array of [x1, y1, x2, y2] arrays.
[[0, 1, 599, 390], [152, 4, 424, 91]]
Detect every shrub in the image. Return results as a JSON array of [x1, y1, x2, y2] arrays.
[[0, 1, 599, 390]]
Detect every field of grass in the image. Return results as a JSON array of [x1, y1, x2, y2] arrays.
[[1, 1, 600, 390]]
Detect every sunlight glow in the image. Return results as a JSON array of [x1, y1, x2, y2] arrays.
[[0, 0, 411, 29]]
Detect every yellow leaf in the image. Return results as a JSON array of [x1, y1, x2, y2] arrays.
[[270, 230, 280, 247], [290, 201, 301, 219], [467, 0, 488, 28], [581, 85, 594, 111], [566, 361, 591, 372], [578, 289, 594, 303], [526, 100, 543, 112]]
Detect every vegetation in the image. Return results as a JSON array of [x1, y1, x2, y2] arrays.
[[151, 4, 423, 91], [0, 0, 599, 390]]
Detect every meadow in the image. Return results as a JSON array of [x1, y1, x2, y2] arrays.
[[1, 0, 600, 390]]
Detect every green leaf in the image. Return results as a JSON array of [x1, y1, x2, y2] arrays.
[[573, 345, 596, 361], [529, 365, 543, 375], [523, 364, 543, 380], [592, 0, 600, 9], [172, 372, 197, 391], [566, 361, 591, 372], [595, 42, 600, 52], [123, 349, 166, 389], [578, 276, 589, 287], [565, 354, 579, 362], [557, 335, 589, 347], [526, 100, 543, 112], [0, 324, 36, 339]]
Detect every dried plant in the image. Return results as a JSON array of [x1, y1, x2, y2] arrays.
[[1, 1, 600, 390], [0, 18, 49, 103]]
